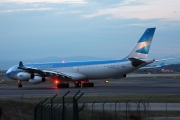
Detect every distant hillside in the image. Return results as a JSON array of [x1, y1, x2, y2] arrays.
[[163, 64, 180, 70]]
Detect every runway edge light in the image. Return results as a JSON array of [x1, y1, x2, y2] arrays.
[[105, 80, 109, 83]]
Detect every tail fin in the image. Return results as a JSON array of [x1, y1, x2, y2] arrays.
[[126, 28, 156, 59]]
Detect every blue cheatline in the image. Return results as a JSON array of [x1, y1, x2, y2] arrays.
[[23, 59, 130, 69]]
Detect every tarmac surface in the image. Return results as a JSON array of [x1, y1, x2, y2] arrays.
[[0, 77, 180, 98]]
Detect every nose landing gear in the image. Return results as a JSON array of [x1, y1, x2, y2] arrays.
[[17, 80, 22, 88]]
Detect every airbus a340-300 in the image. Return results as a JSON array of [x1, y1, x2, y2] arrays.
[[6, 28, 156, 88]]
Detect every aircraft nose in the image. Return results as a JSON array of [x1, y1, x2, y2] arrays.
[[6, 69, 11, 77]]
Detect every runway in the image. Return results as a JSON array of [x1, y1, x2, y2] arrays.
[[0, 77, 180, 98]]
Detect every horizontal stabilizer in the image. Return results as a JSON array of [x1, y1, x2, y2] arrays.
[[155, 58, 174, 62], [156, 62, 165, 67], [140, 62, 164, 69]]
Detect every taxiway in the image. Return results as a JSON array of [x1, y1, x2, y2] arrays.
[[0, 77, 180, 98]]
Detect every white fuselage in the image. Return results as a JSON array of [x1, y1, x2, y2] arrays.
[[6, 59, 153, 81]]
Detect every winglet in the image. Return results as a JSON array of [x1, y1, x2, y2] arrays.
[[19, 61, 24, 67]]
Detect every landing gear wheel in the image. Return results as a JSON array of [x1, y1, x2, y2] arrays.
[[82, 82, 94, 88], [65, 83, 69, 88], [90, 83, 94, 87], [75, 83, 79, 88], [57, 84, 61, 88], [82, 83, 85, 87], [17, 80, 22, 88], [62, 84, 65, 88], [57, 83, 69, 88], [18, 84, 22, 88]]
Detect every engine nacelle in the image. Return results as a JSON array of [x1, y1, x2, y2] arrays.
[[17, 72, 34, 81], [29, 76, 46, 84]]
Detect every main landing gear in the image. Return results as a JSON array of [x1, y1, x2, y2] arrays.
[[56, 81, 94, 88], [17, 80, 22, 88], [75, 81, 94, 88], [82, 82, 94, 87], [57, 83, 69, 88]]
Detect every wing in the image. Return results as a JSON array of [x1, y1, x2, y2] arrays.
[[18, 61, 87, 80]]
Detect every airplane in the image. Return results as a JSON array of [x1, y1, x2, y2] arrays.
[[6, 28, 156, 88]]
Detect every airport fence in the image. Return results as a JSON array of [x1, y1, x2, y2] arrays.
[[34, 90, 85, 120], [34, 92, 180, 120]]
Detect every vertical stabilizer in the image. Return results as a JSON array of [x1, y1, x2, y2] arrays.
[[126, 28, 156, 59]]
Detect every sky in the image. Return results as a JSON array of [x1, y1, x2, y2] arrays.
[[0, 0, 180, 61]]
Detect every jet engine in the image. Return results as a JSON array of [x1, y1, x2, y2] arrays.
[[29, 76, 46, 84], [17, 72, 34, 81]]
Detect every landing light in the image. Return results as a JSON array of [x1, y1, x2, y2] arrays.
[[105, 80, 109, 83], [55, 80, 59, 84]]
